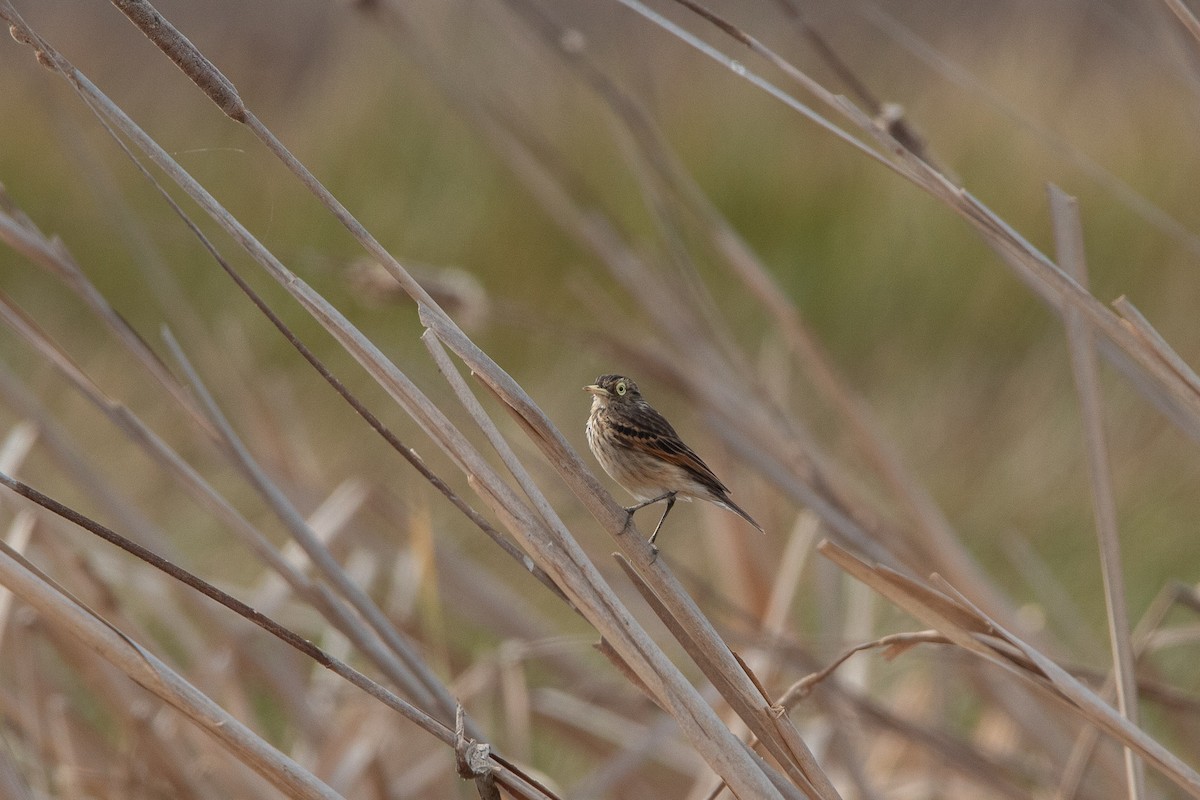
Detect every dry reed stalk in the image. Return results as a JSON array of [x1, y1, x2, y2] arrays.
[[0, 13, 558, 777], [1001, 534, 1103, 663], [161, 328, 467, 732], [1056, 582, 1200, 798], [428, 314, 835, 798], [444, 9, 1142, 791], [1162, 0, 1200, 46], [852, 0, 1200, 258], [0, 193, 217, 440], [0, 539, 341, 799], [0, 469, 559, 799], [1050, 185, 1144, 800], [568, 3, 1200, 793], [1, 3, 837, 796], [1, 0, 1198, 797], [444, 0, 1020, 630], [819, 539, 1200, 797], [0, 284, 460, 717], [350, 0, 913, 571], [630, 0, 1200, 444]]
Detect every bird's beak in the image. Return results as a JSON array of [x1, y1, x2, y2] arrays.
[[583, 384, 608, 397]]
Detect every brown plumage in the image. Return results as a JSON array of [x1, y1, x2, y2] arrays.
[[584, 374, 763, 546]]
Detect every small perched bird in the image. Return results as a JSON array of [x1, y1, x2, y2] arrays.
[[584, 374, 763, 546]]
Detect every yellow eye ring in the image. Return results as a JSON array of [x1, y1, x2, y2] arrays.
[[615, 381, 627, 396]]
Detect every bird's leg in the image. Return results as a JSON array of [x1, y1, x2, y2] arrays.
[[647, 494, 677, 546], [623, 491, 676, 516], [621, 492, 677, 551]]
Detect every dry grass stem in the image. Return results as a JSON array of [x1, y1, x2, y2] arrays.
[[629, 0, 1200, 444], [1050, 185, 1144, 800], [853, 0, 1200, 258], [0, 539, 341, 799], [1, 0, 1198, 796], [162, 328, 469, 731], [1163, 0, 1200, 45], [0, 471, 558, 799], [821, 540, 1200, 797], [777, 631, 952, 708]]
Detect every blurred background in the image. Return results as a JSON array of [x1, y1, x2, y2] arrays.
[[2, 0, 1200, 797]]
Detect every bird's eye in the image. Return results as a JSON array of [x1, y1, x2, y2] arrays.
[[615, 381, 627, 396]]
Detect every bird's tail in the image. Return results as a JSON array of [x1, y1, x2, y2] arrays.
[[716, 494, 764, 533]]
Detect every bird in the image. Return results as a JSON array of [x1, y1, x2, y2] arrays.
[[584, 374, 763, 547]]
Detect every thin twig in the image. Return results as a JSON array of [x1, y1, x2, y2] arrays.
[[776, 631, 951, 709]]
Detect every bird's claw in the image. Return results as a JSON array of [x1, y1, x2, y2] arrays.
[[619, 504, 658, 558]]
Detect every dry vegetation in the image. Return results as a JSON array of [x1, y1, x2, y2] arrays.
[[1, 0, 1200, 798]]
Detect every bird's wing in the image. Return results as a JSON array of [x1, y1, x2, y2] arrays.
[[608, 404, 731, 496]]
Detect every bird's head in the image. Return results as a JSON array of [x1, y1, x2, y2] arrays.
[[583, 374, 640, 408]]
